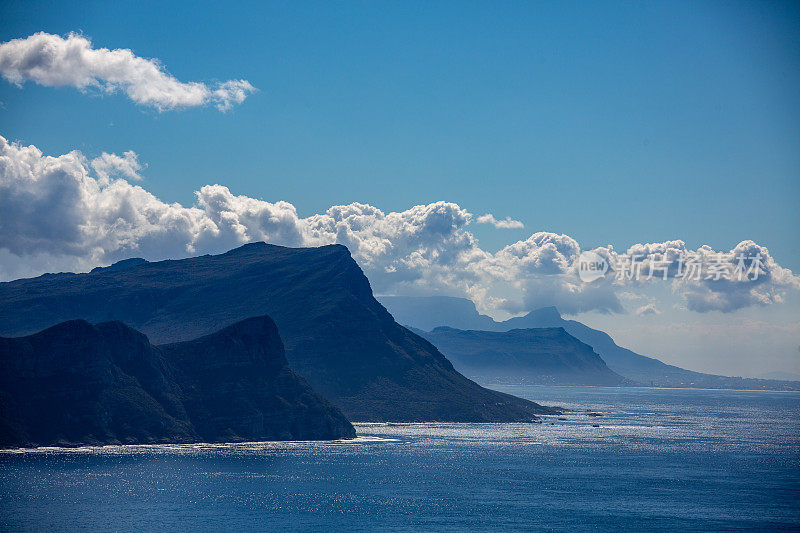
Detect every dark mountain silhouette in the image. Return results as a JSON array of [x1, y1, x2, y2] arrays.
[[90, 257, 148, 273], [0, 243, 556, 421], [379, 296, 800, 391], [0, 317, 355, 448], [412, 326, 628, 386]]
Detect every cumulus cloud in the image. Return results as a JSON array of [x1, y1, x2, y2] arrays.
[[91, 151, 143, 183], [1, 134, 798, 318], [476, 213, 524, 229], [610, 240, 800, 313], [0, 32, 256, 111]]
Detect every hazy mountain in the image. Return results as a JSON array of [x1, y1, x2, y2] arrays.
[[383, 296, 499, 331], [757, 371, 800, 382], [379, 296, 800, 391], [412, 326, 628, 386], [0, 317, 355, 448], [0, 243, 556, 422]]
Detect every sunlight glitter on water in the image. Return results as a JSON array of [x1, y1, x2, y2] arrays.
[[1, 387, 797, 531], [0, 435, 400, 456]]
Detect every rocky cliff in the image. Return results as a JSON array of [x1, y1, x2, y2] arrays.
[[0, 317, 355, 448]]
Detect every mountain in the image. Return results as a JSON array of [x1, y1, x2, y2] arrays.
[[0, 243, 556, 422], [412, 326, 628, 386], [378, 296, 800, 391], [0, 317, 355, 448], [383, 296, 499, 331], [757, 371, 800, 381]]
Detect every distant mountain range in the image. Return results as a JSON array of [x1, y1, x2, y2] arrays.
[[0, 317, 355, 448], [379, 296, 800, 391], [757, 371, 800, 381], [411, 326, 628, 386], [0, 243, 556, 423]]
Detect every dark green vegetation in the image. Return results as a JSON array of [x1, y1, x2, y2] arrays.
[[0, 317, 355, 448], [380, 296, 800, 391], [0, 243, 555, 421], [413, 326, 627, 386]]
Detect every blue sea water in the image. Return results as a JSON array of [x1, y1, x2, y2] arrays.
[[1, 386, 798, 532]]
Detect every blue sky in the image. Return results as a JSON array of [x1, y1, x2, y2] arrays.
[[0, 1, 798, 376], [2, 0, 798, 263]]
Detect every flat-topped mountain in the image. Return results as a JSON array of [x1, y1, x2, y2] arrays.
[[0, 317, 355, 448], [414, 326, 627, 386], [382, 296, 499, 331], [0, 243, 555, 421], [379, 296, 800, 391]]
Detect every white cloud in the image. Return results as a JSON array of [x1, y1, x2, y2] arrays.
[[611, 240, 800, 313], [91, 151, 143, 184], [211, 80, 256, 112], [635, 303, 661, 316], [1, 134, 798, 319], [0, 32, 256, 111], [476, 213, 524, 229]]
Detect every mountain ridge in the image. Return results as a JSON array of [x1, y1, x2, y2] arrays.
[[0, 316, 355, 448], [378, 296, 800, 391], [412, 325, 628, 386], [0, 243, 558, 421]]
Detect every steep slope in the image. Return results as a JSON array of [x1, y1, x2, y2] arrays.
[[0, 243, 555, 421], [414, 326, 627, 386], [0, 317, 355, 448], [378, 297, 800, 391]]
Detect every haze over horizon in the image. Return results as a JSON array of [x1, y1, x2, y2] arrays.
[[1, 0, 798, 378]]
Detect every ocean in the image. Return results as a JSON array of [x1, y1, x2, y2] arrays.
[[1, 386, 798, 531]]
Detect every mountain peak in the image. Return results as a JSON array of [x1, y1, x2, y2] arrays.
[[528, 306, 562, 321]]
